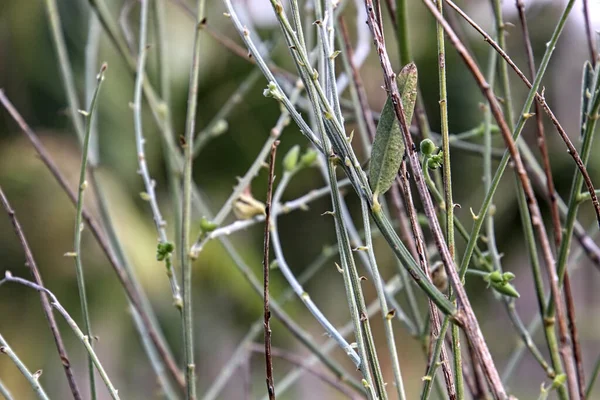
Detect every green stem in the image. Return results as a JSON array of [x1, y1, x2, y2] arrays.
[[1, 275, 120, 399], [586, 354, 600, 398], [73, 64, 106, 400], [435, 1, 462, 397], [181, 1, 206, 398], [0, 334, 50, 400]]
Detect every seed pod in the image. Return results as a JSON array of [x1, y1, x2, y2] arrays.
[[369, 63, 418, 206]]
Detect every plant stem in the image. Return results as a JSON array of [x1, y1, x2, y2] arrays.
[[0, 379, 13, 400], [0, 187, 82, 400], [181, 1, 206, 398], [262, 142, 279, 400], [73, 63, 107, 400], [0, 90, 186, 390], [516, 1, 585, 396], [0, 334, 50, 400], [435, 1, 462, 396], [0, 275, 120, 399], [134, 0, 182, 309], [446, 0, 600, 227]]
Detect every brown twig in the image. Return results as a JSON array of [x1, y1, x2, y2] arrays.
[[396, 167, 456, 400], [0, 90, 186, 390], [421, 2, 579, 398], [516, 2, 586, 397], [263, 141, 279, 400], [363, 2, 505, 396], [445, 0, 600, 230], [582, 0, 598, 64], [247, 343, 360, 399], [0, 187, 82, 400]]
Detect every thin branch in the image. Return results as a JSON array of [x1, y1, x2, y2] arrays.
[[0, 187, 82, 400], [422, 1, 579, 398], [583, 0, 598, 64], [133, 0, 182, 308], [0, 89, 186, 390], [0, 274, 120, 399], [364, 1, 505, 396], [181, 0, 206, 398], [0, 335, 50, 400], [247, 343, 360, 400], [516, 1, 585, 397], [263, 141, 279, 400], [446, 0, 600, 229], [72, 63, 108, 400]]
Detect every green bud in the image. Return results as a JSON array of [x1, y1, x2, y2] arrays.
[[156, 242, 175, 261], [485, 271, 504, 284], [299, 148, 318, 167], [502, 272, 516, 282], [551, 373, 566, 390], [427, 152, 443, 169], [283, 145, 301, 172], [200, 216, 218, 233], [420, 139, 437, 156], [490, 281, 520, 298], [211, 119, 229, 137]]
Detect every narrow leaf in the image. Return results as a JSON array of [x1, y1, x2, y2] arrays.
[[369, 63, 418, 204]]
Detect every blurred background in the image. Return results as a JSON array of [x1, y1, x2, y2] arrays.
[[0, 0, 599, 398]]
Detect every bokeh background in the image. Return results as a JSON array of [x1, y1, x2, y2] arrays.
[[1, 0, 599, 398]]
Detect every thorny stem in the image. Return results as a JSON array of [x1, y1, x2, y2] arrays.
[[262, 142, 279, 400], [181, 0, 206, 398], [72, 64, 107, 400], [0, 334, 50, 400], [133, 0, 182, 309], [424, 1, 580, 398], [434, 1, 462, 397], [0, 90, 186, 389], [445, 0, 600, 229], [0, 274, 120, 399], [366, 1, 505, 397], [0, 187, 82, 400], [516, 1, 584, 397]]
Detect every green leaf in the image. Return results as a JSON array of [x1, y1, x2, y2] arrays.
[[369, 63, 418, 204]]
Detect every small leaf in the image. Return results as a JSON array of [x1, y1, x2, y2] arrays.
[[369, 63, 418, 200]]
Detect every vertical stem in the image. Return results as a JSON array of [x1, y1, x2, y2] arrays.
[[582, 0, 598, 64], [182, 1, 206, 398], [73, 64, 107, 400], [516, 2, 585, 397], [0, 188, 82, 400], [263, 142, 279, 400], [435, 1, 462, 396]]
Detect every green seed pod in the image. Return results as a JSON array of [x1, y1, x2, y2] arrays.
[[420, 139, 437, 156]]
